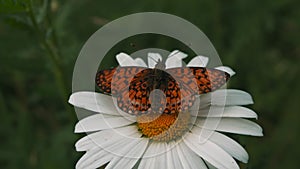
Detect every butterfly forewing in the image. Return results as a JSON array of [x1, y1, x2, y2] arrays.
[[167, 67, 230, 94], [96, 67, 145, 94], [96, 68, 115, 94]]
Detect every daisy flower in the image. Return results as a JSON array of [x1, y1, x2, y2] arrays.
[[69, 50, 263, 169]]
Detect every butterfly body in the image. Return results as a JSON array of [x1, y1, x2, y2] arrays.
[[96, 60, 229, 115]]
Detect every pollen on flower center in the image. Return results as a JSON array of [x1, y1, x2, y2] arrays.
[[137, 112, 190, 142]]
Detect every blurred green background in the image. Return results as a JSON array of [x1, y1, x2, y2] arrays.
[[0, 0, 299, 168]]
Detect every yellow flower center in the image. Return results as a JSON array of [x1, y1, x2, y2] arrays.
[[137, 112, 190, 142]]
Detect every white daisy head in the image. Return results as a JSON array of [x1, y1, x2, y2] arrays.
[[69, 50, 263, 169]]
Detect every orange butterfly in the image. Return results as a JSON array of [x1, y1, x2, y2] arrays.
[[96, 60, 229, 115]]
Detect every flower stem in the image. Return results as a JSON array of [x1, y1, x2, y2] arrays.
[[27, 0, 75, 122]]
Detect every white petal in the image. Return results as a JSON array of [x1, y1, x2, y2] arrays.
[[76, 148, 112, 169], [210, 131, 248, 163], [75, 126, 138, 151], [215, 66, 236, 76], [184, 133, 239, 169], [105, 139, 149, 169], [153, 143, 168, 169], [192, 127, 248, 163], [199, 89, 254, 107], [116, 53, 139, 66], [75, 114, 136, 133], [187, 55, 209, 67], [165, 50, 188, 69], [169, 142, 184, 169], [175, 143, 190, 169], [165, 142, 175, 169], [138, 142, 159, 169], [197, 106, 258, 119], [148, 53, 162, 68], [196, 117, 263, 136], [177, 141, 207, 169], [134, 58, 147, 67], [76, 131, 117, 152], [223, 106, 257, 118], [205, 161, 218, 169], [77, 136, 140, 169], [99, 133, 142, 158], [69, 92, 120, 115]]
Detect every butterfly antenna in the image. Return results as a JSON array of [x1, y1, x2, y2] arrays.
[[148, 54, 159, 63]]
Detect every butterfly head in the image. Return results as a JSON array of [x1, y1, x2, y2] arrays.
[[154, 58, 166, 70]]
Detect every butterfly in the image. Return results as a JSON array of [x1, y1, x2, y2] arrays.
[[96, 59, 230, 115]]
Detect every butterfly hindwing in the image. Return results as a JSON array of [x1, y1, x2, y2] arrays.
[[165, 68, 198, 112], [117, 68, 154, 114], [118, 68, 182, 115]]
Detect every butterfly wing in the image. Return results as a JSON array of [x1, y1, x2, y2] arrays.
[[116, 68, 154, 114], [96, 67, 182, 115], [96, 67, 145, 94], [96, 67, 155, 114], [96, 68, 116, 94], [190, 67, 230, 93], [117, 68, 182, 115], [165, 68, 199, 112], [96, 66, 230, 115], [167, 67, 230, 94], [166, 67, 230, 110]]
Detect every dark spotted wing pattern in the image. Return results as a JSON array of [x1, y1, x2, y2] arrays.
[[96, 67, 144, 95], [166, 67, 230, 94], [96, 66, 229, 115]]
